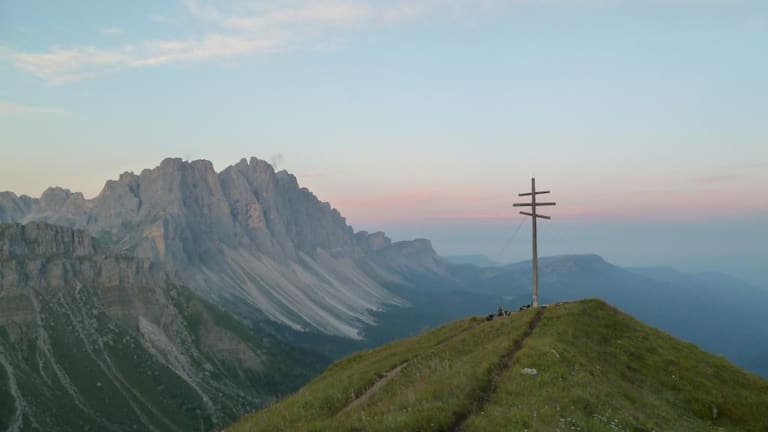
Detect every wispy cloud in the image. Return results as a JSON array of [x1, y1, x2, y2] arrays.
[[183, 0, 430, 30], [101, 27, 124, 36], [4, 0, 490, 84], [9, 34, 278, 84], [0, 100, 65, 116]]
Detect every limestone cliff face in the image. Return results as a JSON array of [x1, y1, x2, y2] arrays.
[[0, 222, 323, 432], [362, 234, 449, 277], [355, 231, 392, 251], [0, 222, 94, 258], [0, 157, 440, 339], [218, 158, 359, 261]]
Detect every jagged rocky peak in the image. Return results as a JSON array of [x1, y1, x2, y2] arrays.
[[0, 191, 37, 222], [35, 186, 89, 225], [40, 186, 74, 206], [99, 170, 139, 195], [77, 156, 359, 262], [0, 221, 95, 258], [221, 156, 358, 255], [119, 170, 139, 183], [89, 157, 235, 243], [0, 156, 442, 338], [133, 157, 227, 213], [221, 157, 277, 198], [0, 191, 36, 204]]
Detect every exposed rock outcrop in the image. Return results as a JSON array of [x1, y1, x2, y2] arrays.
[[0, 191, 36, 223], [0, 222, 324, 431], [0, 157, 439, 339], [0, 221, 94, 258]]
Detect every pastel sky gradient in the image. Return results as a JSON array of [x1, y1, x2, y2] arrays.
[[1, 0, 767, 284]]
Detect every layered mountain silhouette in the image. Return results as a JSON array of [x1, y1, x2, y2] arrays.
[[0, 158, 444, 339], [2, 158, 766, 376]]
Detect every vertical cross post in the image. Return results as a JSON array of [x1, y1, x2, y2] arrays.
[[531, 178, 539, 307], [513, 178, 556, 308]]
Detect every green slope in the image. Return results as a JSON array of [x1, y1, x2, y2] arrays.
[[0, 222, 329, 431], [0, 278, 327, 432], [227, 299, 768, 432]]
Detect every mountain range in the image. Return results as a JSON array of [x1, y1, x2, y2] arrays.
[[0, 157, 451, 430], [1, 156, 766, 430], [0, 157, 444, 340]]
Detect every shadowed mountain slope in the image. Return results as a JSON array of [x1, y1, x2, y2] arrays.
[[227, 299, 768, 432], [0, 222, 326, 432]]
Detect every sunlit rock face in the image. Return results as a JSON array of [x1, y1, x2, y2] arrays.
[[0, 157, 440, 338]]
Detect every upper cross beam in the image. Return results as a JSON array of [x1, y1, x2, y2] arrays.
[[518, 190, 550, 196]]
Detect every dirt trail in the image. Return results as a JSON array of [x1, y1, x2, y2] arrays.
[[338, 318, 486, 416], [450, 308, 545, 432], [338, 362, 408, 415]]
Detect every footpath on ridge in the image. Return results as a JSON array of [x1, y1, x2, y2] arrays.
[[450, 308, 545, 432], [337, 316, 488, 416], [334, 307, 546, 429]]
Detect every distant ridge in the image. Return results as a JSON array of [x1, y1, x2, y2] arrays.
[[441, 254, 500, 267], [444, 253, 768, 377]]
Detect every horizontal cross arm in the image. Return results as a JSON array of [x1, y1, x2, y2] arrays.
[[513, 202, 557, 207], [518, 191, 550, 196], [520, 211, 551, 220]]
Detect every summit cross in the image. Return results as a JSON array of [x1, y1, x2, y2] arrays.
[[513, 177, 556, 307]]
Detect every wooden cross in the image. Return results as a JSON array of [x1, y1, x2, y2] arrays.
[[513, 177, 556, 307]]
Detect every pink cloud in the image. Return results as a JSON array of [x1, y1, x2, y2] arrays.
[[331, 183, 768, 226]]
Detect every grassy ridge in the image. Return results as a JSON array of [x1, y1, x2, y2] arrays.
[[464, 300, 768, 431], [227, 309, 538, 431], [227, 300, 768, 432]]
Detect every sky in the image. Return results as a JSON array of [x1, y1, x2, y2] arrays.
[[1, 0, 767, 285]]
